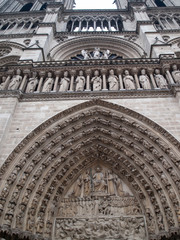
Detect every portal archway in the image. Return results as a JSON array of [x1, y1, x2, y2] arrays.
[[0, 100, 179, 240]]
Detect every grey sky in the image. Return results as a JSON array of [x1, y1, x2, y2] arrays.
[[74, 0, 116, 9]]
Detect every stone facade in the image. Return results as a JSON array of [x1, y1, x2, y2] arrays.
[[0, 0, 180, 240]]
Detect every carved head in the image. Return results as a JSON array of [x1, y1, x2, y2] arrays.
[[2, 76, 6, 82], [64, 71, 68, 77], [32, 72, 37, 78], [94, 70, 99, 76], [109, 69, 114, 75], [47, 72, 52, 78], [155, 69, 160, 74], [16, 69, 21, 75], [124, 70, 129, 75], [172, 64, 178, 71], [141, 69, 146, 75], [79, 70, 83, 76]]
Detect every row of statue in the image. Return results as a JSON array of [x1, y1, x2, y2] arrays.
[[81, 47, 110, 60], [0, 65, 180, 93]]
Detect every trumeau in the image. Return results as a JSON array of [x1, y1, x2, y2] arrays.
[[0, 1, 179, 240]]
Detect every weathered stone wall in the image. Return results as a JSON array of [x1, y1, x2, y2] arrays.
[[0, 95, 180, 167]]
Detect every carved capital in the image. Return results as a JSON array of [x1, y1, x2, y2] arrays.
[[85, 69, 91, 76], [70, 70, 76, 76], [23, 69, 31, 76], [132, 67, 138, 74], [101, 68, 107, 75], [39, 71, 46, 77], [55, 71, 61, 77], [117, 68, 123, 75]]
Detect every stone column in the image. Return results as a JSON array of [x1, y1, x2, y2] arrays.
[[101, 69, 108, 91], [132, 68, 141, 90], [148, 68, 158, 89], [37, 71, 46, 92], [85, 69, 91, 91], [53, 71, 61, 92], [163, 64, 175, 85], [19, 69, 30, 92], [117, 68, 124, 90], [69, 70, 76, 92]]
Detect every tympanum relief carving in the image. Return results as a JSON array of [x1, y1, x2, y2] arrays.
[[54, 165, 147, 240]]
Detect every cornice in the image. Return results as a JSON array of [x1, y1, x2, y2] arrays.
[[0, 88, 173, 102], [0, 11, 46, 20]]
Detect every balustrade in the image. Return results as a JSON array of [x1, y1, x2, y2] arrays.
[[1, 63, 179, 94]]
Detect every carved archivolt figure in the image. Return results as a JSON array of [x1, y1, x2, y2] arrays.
[[107, 171, 116, 195], [108, 69, 119, 91], [8, 69, 22, 90], [91, 70, 102, 91], [139, 69, 151, 89], [42, 72, 54, 92], [171, 64, 180, 84], [154, 69, 168, 89], [59, 71, 70, 92], [26, 72, 38, 93], [0, 76, 6, 90], [123, 70, 136, 90], [75, 70, 85, 91]]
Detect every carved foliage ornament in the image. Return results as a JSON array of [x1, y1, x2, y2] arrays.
[[0, 47, 12, 57]]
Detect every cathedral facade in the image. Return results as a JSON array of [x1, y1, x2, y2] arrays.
[[0, 0, 180, 239]]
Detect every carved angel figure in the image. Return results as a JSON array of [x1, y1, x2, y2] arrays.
[[0, 76, 6, 90], [8, 69, 22, 90]]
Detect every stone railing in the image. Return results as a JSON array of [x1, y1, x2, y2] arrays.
[[0, 59, 180, 99]]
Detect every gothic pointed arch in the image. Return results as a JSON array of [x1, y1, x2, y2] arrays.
[[50, 35, 144, 60], [0, 100, 180, 240]]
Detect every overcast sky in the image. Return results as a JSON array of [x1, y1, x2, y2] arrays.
[[75, 0, 116, 9]]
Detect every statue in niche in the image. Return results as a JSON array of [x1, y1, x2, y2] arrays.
[[83, 170, 91, 196], [81, 49, 90, 60], [59, 71, 70, 92], [103, 49, 110, 59], [93, 167, 107, 192], [75, 70, 85, 91], [42, 72, 54, 92], [114, 176, 125, 197], [139, 69, 151, 89], [72, 176, 82, 197], [91, 70, 102, 91], [154, 69, 168, 89], [8, 69, 22, 90], [123, 70, 136, 90], [108, 69, 119, 91], [171, 64, 180, 84], [0, 76, 6, 90], [26, 72, 38, 93], [107, 171, 116, 195], [93, 47, 101, 59]]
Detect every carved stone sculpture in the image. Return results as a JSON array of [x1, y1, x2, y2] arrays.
[[8, 69, 22, 90], [81, 49, 90, 60], [139, 69, 151, 89], [154, 69, 168, 89], [171, 64, 180, 84], [108, 69, 119, 91], [91, 70, 102, 91], [75, 70, 85, 91], [26, 72, 38, 93], [103, 49, 110, 59], [42, 72, 54, 92], [93, 167, 106, 192], [59, 71, 70, 92], [123, 70, 136, 90], [0, 76, 6, 90], [93, 47, 101, 59]]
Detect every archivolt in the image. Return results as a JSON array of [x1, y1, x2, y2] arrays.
[[50, 35, 144, 60], [0, 99, 180, 240]]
